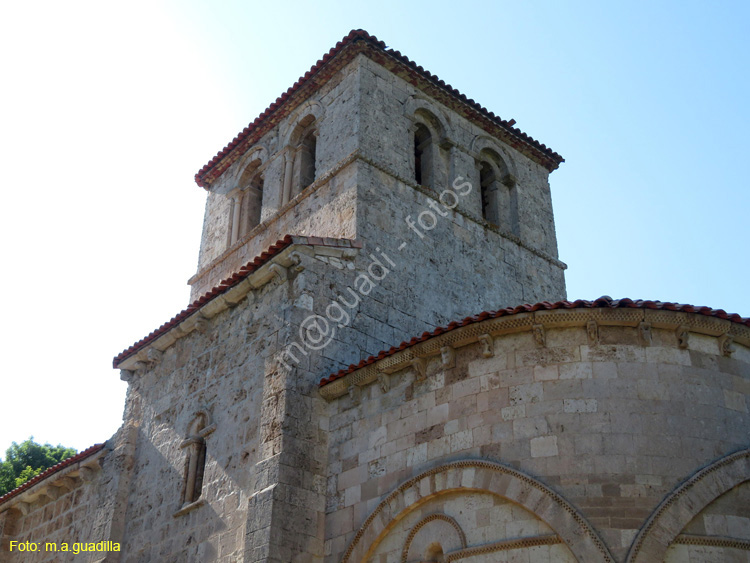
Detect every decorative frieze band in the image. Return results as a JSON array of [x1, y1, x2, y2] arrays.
[[320, 307, 749, 401]]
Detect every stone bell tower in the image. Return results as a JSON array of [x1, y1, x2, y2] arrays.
[[116, 29, 568, 561], [4, 29, 748, 563]]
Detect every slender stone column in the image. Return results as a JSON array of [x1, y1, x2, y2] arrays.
[[282, 150, 294, 205], [229, 188, 242, 245]]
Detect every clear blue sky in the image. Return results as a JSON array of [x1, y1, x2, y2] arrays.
[[0, 1, 747, 456]]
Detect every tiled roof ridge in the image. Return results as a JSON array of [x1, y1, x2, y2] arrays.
[[0, 443, 106, 506], [113, 236, 361, 368], [195, 29, 563, 187], [319, 296, 750, 387]]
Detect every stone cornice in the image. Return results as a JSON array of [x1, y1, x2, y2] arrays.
[[0, 447, 106, 514], [320, 306, 750, 400], [118, 241, 360, 372]]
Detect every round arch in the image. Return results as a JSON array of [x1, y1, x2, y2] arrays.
[[404, 95, 453, 144], [230, 146, 269, 186], [626, 448, 750, 563], [341, 460, 614, 563], [280, 100, 325, 146], [470, 135, 517, 179]]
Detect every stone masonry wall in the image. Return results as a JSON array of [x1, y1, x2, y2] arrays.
[[191, 57, 362, 300], [321, 310, 750, 562]]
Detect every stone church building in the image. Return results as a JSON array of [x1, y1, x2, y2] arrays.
[[1, 30, 749, 563]]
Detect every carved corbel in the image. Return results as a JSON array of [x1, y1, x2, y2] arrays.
[[268, 263, 288, 283], [719, 334, 735, 356], [477, 334, 494, 358], [440, 346, 456, 369], [639, 322, 652, 346], [411, 357, 427, 382], [119, 369, 135, 382], [288, 251, 305, 272], [53, 477, 77, 492], [587, 319, 599, 344], [146, 348, 163, 366], [78, 467, 96, 482], [348, 385, 361, 404], [14, 502, 31, 516], [41, 486, 62, 501], [676, 325, 690, 349], [532, 324, 546, 347], [377, 372, 390, 393], [194, 315, 209, 334]]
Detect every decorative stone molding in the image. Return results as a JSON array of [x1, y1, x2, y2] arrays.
[[348, 385, 361, 405], [719, 333, 735, 356], [626, 448, 750, 563], [587, 319, 599, 344], [377, 372, 390, 394], [146, 348, 162, 365], [500, 173, 517, 188], [0, 448, 106, 515], [673, 534, 750, 551], [401, 513, 466, 562], [320, 305, 750, 401], [532, 324, 546, 347], [440, 346, 456, 369], [676, 325, 689, 349], [638, 322, 652, 346], [412, 357, 427, 382], [341, 460, 613, 563], [445, 534, 562, 562], [118, 245, 315, 372], [477, 334, 494, 358]]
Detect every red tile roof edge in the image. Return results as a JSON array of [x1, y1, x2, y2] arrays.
[[319, 297, 750, 387], [0, 443, 107, 507], [195, 29, 563, 188], [113, 236, 362, 368]]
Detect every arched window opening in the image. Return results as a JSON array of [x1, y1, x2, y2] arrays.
[[285, 114, 318, 202], [299, 131, 316, 191], [178, 411, 214, 511], [480, 160, 499, 225], [414, 123, 433, 188], [181, 436, 206, 506], [478, 150, 518, 235], [228, 159, 264, 247]]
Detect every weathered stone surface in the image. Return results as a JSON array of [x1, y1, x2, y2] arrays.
[[2, 32, 748, 563]]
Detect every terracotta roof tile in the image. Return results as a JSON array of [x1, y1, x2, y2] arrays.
[[113, 236, 360, 368], [319, 297, 750, 387], [195, 29, 563, 188], [0, 443, 106, 507]]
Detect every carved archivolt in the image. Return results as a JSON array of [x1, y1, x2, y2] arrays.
[[626, 448, 750, 563], [404, 95, 454, 145], [341, 459, 613, 563], [280, 100, 325, 147], [401, 513, 466, 562]]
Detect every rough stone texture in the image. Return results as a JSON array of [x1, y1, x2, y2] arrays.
[[323, 318, 750, 562], [189, 53, 566, 304], [2, 34, 749, 563]]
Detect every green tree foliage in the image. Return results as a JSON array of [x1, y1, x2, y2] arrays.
[[0, 438, 77, 496]]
